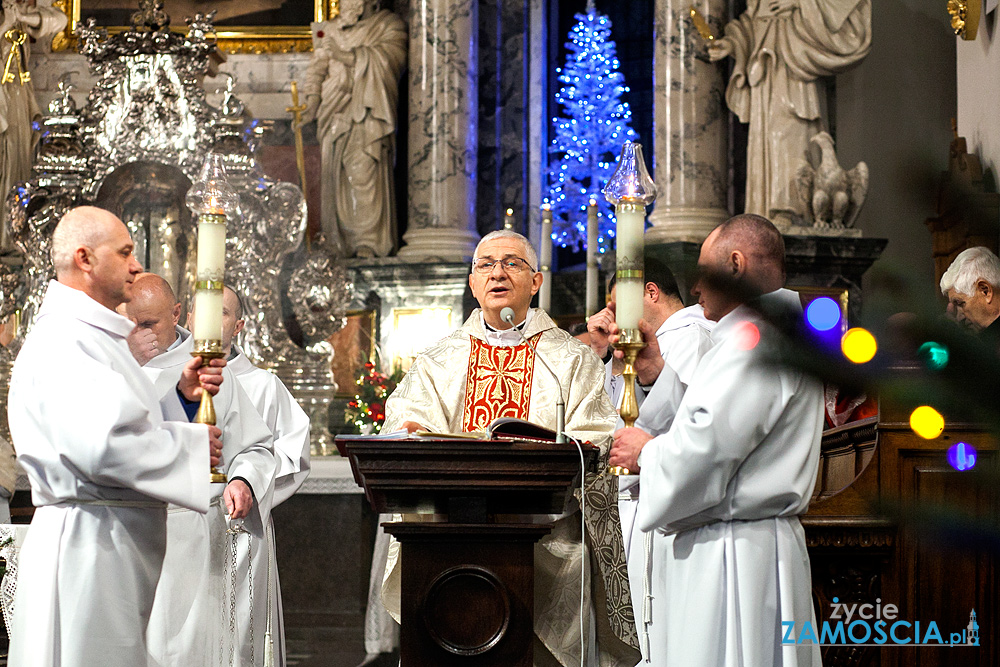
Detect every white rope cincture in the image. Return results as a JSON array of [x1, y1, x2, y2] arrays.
[[642, 530, 652, 662], [263, 522, 275, 667], [223, 521, 254, 666]]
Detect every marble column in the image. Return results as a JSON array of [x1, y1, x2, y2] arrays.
[[398, 0, 480, 260], [646, 0, 729, 244], [477, 0, 530, 238]]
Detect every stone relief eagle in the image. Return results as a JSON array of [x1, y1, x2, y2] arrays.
[[796, 131, 869, 229]]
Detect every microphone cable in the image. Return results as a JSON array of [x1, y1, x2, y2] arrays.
[[500, 307, 587, 667]]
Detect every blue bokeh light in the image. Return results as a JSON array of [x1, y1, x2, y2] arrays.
[[947, 441, 977, 471], [805, 297, 842, 332]]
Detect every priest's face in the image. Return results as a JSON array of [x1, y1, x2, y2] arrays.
[[469, 237, 543, 329], [691, 227, 740, 322], [89, 218, 143, 310]]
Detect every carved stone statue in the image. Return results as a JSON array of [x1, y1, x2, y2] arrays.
[[796, 131, 868, 231], [708, 0, 871, 228], [0, 0, 66, 252], [302, 0, 407, 258]]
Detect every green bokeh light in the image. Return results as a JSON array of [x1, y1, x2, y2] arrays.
[[918, 341, 950, 371]]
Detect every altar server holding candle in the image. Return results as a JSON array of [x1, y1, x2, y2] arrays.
[[126, 273, 277, 667], [7, 207, 223, 667], [610, 214, 824, 667]]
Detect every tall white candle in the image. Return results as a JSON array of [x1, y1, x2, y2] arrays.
[[193, 289, 224, 340], [586, 199, 599, 317], [197, 220, 227, 278], [615, 200, 645, 330], [539, 204, 552, 311]]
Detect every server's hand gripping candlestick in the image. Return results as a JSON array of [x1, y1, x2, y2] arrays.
[[603, 141, 656, 475], [186, 153, 239, 483]]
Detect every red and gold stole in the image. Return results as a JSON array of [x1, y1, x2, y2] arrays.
[[462, 333, 542, 432]]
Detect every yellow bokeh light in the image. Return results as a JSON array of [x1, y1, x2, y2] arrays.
[[841, 327, 877, 363], [909, 405, 945, 439]]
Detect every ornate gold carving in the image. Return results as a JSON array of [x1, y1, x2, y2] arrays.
[[947, 0, 980, 40]]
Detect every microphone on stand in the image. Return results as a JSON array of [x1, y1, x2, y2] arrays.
[[500, 307, 566, 444]]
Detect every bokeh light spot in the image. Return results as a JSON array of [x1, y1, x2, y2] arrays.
[[841, 328, 877, 363], [917, 341, 950, 371], [947, 442, 977, 471], [734, 322, 760, 351], [806, 297, 841, 331], [909, 405, 945, 440]]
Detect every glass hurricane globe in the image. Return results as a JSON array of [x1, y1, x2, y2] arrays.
[[186, 153, 240, 216]]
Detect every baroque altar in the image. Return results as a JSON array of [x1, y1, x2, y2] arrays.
[[0, 2, 350, 452]]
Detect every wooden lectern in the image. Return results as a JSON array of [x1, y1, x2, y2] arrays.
[[336, 436, 595, 667]]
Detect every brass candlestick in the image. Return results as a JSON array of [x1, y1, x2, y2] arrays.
[[610, 327, 646, 476], [186, 152, 238, 485], [192, 339, 227, 483]]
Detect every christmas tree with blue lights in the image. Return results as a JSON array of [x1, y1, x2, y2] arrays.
[[547, 0, 636, 253]]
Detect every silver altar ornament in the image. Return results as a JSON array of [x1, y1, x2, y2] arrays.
[[1, 1, 350, 453]]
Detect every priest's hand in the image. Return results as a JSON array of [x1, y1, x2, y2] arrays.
[[127, 325, 159, 366], [208, 425, 223, 467], [178, 356, 226, 402], [224, 479, 253, 520], [611, 427, 653, 473], [610, 318, 664, 385], [401, 420, 426, 434]]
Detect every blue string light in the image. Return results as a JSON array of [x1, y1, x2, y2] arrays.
[[805, 297, 842, 332], [545, 4, 636, 252], [947, 442, 977, 471]]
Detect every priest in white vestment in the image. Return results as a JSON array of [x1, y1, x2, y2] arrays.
[[225, 285, 312, 667], [611, 214, 823, 667], [124, 273, 277, 667], [381, 230, 640, 667], [588, 258, 714, 661], [7, 207, 223, 667]]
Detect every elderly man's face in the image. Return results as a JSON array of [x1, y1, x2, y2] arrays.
[[469, 237, 542, 325], [948, 284, 997, 332]]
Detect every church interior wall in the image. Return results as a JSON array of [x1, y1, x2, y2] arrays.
[[957, 11, 1000, 198], [832, 0, 957, 297]]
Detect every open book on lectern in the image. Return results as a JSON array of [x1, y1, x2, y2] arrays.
[[412, 417, 560, 444]]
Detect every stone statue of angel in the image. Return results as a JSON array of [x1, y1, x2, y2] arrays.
[[301, 0, 406, 258], [708, 0, 871, 228]]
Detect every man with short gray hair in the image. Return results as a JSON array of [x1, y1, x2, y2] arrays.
[[940, 246, 1000, 334], [380, 229, 640, 666]]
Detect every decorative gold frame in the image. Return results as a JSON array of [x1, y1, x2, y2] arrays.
[[52, 0, 340, 54]]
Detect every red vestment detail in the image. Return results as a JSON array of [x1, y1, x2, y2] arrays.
[[462, 334, 541, 432]]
